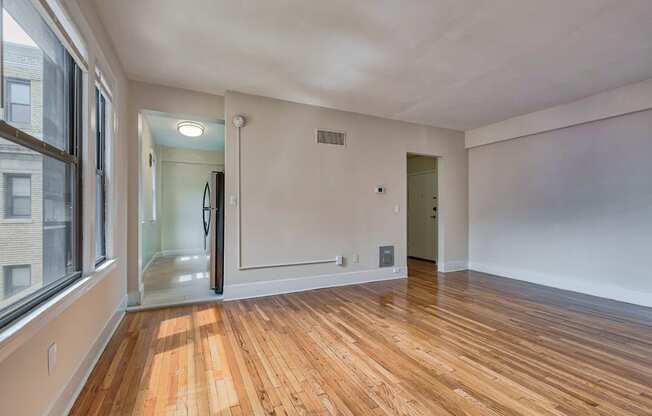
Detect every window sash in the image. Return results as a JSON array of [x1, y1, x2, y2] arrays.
[[0, 46, 84, 330], [4, 265, 32, 297], [5, 78, 32, 123], [7, 79, 31, 105], [94, 87, 106, 264], [9, 103, 30, 123], [5, 174, 31, 218], [10, 195, 30, 217]]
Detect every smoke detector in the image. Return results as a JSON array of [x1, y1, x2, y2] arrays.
[[233, 115, 246, 128]]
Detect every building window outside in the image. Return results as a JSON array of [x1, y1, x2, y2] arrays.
[[5, 78, 31, 124], [4, 174, 31, 218], [3, 265, 31, 297], [0, 1, 84, 329]]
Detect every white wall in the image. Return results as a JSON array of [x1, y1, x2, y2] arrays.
[[140, 117, 157, 222], [468, 109, 652, 307], [159, 147, 223, 253], [466, 77, 652, 148], [0, 0, 129, 415], [140, 117, 160, 269], [223, 92, 468, 295]]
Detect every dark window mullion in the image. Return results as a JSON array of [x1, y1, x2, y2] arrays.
[[94, 86, 107, 263]]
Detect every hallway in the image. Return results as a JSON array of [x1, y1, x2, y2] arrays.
[[142, 254, 215, 306]]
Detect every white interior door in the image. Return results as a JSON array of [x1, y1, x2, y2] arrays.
[[407, 171, 437, 261]]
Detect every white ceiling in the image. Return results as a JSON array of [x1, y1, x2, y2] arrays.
[[95, 0, 652, 131], [143, 111, 225, 151]]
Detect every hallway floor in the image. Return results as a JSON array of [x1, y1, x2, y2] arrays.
[[142, 254, 218, 306]]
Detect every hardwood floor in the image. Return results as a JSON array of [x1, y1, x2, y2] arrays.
[[71, 259, 652, 415]]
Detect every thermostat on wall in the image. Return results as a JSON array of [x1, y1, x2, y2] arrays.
[[375, 185, 386, 194]]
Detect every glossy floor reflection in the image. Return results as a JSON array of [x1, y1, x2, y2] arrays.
[[74, 258, 652, 415], [142, 254, 216, 306]]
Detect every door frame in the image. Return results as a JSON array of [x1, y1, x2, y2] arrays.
[[405, 152, 443, 269], [136, 109, 226, 305]]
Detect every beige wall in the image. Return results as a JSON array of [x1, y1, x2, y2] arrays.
[[159, 146, 225, 166], [468, 109, 652, 307], [140, 117, 156, 222], [159, 147, 223, 253], [0, 0, 129, 415], [223, 91, 468, 287], [140, 117, 161, 269], [127, 81, 225, 302]]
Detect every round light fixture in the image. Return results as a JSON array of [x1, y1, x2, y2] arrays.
[[177, 121, 204, 137]]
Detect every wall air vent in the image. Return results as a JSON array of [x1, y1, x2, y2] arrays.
[[316, 129, 346, 146]]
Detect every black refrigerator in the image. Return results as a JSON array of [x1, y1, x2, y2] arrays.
[[202, 171, 225, 294]]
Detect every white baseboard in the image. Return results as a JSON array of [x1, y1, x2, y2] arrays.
[[159, 248, 206, 257], [48, 295, 128, 416], [224, 266, 408, 301], [127, 290, 141, 306], [468, 262, 652, 308], [439, 260, 468, 272]]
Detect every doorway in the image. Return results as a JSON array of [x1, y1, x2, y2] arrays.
[[407, 154, 438, 265], [137, 110, 225, 307]]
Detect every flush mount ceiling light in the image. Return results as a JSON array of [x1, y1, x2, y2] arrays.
[[177, 121, 204, 137]]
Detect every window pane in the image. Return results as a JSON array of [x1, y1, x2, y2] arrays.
[[10, 81, 30, 104], [95, 174, 105, 260], [12, 196, 30, 216], [0, 138, 79, 311], [11, 266, 30, 287], [2, 2, 71, 150], [11, 176, 30, 196], [10, 103, 30, 123]]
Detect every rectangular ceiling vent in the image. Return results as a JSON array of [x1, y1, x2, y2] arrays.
[[316, 129, 346, 146]]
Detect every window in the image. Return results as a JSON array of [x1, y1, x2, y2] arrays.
[[0, 1, 83, 329], [4, 173, 31, 218], [3, 265, 31, 297], [5, 78, 31, 124], [95, 88, 106, 264]]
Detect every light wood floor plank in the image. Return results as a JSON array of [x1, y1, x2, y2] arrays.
[[71, 259, 652, 415]]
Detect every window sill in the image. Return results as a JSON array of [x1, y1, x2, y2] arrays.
[[0, 258, 119, 364], [1, 218, 33, 224]]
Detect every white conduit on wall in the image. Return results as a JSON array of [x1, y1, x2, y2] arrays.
[[234, 115, 338, 270]]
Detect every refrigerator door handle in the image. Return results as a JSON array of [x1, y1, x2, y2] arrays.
[[202, 182, 211, 250]]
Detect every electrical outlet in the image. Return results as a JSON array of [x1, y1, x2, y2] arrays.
[[353, 254, 360, 264], [48, 343, 57, 376]]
